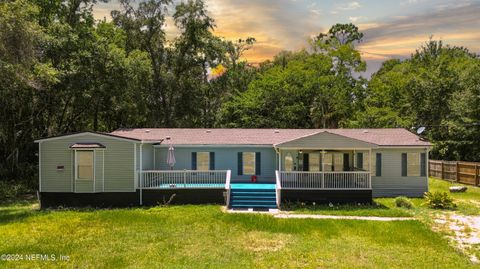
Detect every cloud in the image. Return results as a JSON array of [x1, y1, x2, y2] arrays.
[[349, 16, 363, 23], [92, 0, 480, 75], [358, 2, 480, 60], [337, 1, 362, 11], [205, 0, 324, 58]]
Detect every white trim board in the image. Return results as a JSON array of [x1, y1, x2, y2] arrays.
[[153, 144, 273, 148], [34, 132, 140, 143]]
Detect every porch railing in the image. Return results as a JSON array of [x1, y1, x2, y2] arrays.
[[140, 170, 230, 189], [277, 171, 371, 190]]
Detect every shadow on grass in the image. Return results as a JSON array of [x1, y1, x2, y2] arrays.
[[0, 207, 38, 225]]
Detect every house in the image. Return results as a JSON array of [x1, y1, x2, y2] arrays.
[[35, 128, 431, 209]]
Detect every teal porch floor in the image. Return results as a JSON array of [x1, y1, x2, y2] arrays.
[[230, 183, 276, 190]]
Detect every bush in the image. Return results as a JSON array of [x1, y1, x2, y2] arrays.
[[424, 191, 456, 209], [0, 181, 34, 200], [395, 196, 414, 209]]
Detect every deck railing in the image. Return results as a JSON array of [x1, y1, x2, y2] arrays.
[[225, 170, 232, 207], [277, 171, 371, 190], [140, 170, 230, 189]]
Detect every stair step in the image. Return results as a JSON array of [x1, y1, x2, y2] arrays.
[[231, 191, 275, 194], [231, 199, 276, 204], [230, 204, 277, 208], [231, 195, 275, 200]]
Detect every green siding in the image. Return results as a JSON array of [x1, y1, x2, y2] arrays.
[[40, 134, 135, 193], [372, 148, 429, 197], [276, 132, 377, 149]]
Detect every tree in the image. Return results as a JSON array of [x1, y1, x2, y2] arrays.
[[350, 39, 480, 161]]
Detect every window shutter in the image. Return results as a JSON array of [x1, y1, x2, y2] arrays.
[[237, 152, 243, 176], [303, 153, 309, 171], [376, 153, 382, 177], [255, 152, 261, 175], [209, 152, 215, 170], [191, 152, 197, 170], [420, 153, 426, 177], [356, 152, 363, 169], [401, 153, 407, 176], [343, 153, 349, 171]]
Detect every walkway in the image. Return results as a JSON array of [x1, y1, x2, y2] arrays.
[[225, 208, 414, 221]]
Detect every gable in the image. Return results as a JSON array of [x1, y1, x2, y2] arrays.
[[275, 131, 378, 149]]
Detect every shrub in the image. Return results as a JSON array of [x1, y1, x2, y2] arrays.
[[0, 181, 32, 200], [424, 191, 456, 209], [395, 196, 414, 209]]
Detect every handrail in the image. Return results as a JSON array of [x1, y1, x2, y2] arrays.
[[225, 170, 232, 189], [140, 170, 228, 189], [275, 170, 281, 208], [279, 171, 371, 190], [225, 170, 232, 208]]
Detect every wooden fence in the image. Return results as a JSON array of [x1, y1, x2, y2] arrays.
[[429, 160, 480, 186]]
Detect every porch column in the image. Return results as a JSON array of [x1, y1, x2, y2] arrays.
[[368, 148, 372, 189], [278, 149, 282, 171], [321, 149, 325, 188]]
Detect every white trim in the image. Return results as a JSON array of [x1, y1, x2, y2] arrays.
[[72, 150, 75, 192], [376, 146, 432, 149], [134, 143, 137, 190], [140, 143, 143, 205], [102, 150, 105, 192], [34, 132, 140, 143], [93, 149, 96, 193], [38, 142, 42, 192], [276, 147, 374, 150], [153, 144, 273, 148]]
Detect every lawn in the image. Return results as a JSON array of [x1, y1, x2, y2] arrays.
[[0, 198, 476, 268], [283, 178, 480, 217]]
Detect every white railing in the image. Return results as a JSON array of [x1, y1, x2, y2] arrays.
[[140, 170, 230, 189], [275, 170, 281, 207], [225, 170, 232, 207], [278, 171, 371, 190]]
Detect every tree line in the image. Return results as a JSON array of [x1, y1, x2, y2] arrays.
[[1, 0, 479, 186]]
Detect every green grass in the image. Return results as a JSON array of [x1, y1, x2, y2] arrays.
[[0, 201, 476, 268], [284, 178, 480, 217], [428, 177, 480, 215], [281, 199, 413, 217], [1, 178, 480, 268]]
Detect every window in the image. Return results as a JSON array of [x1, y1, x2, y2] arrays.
[[407, 152, 420, 176], [363, 153, 370, 172], [76, 151, 93, 180], [309, 153, 321, 171], [243, 152, 256, 175], [323, 153, 333, 171], [284, 153, 294, 171], [333, 153, 344, 172], [197, 152, 210, 171], [374, 153, 382, 176]]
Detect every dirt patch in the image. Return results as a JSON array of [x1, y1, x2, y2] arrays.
[[432, 212, 480, 263]]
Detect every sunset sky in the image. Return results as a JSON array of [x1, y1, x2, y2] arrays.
[[94, 0, 480, 75]]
